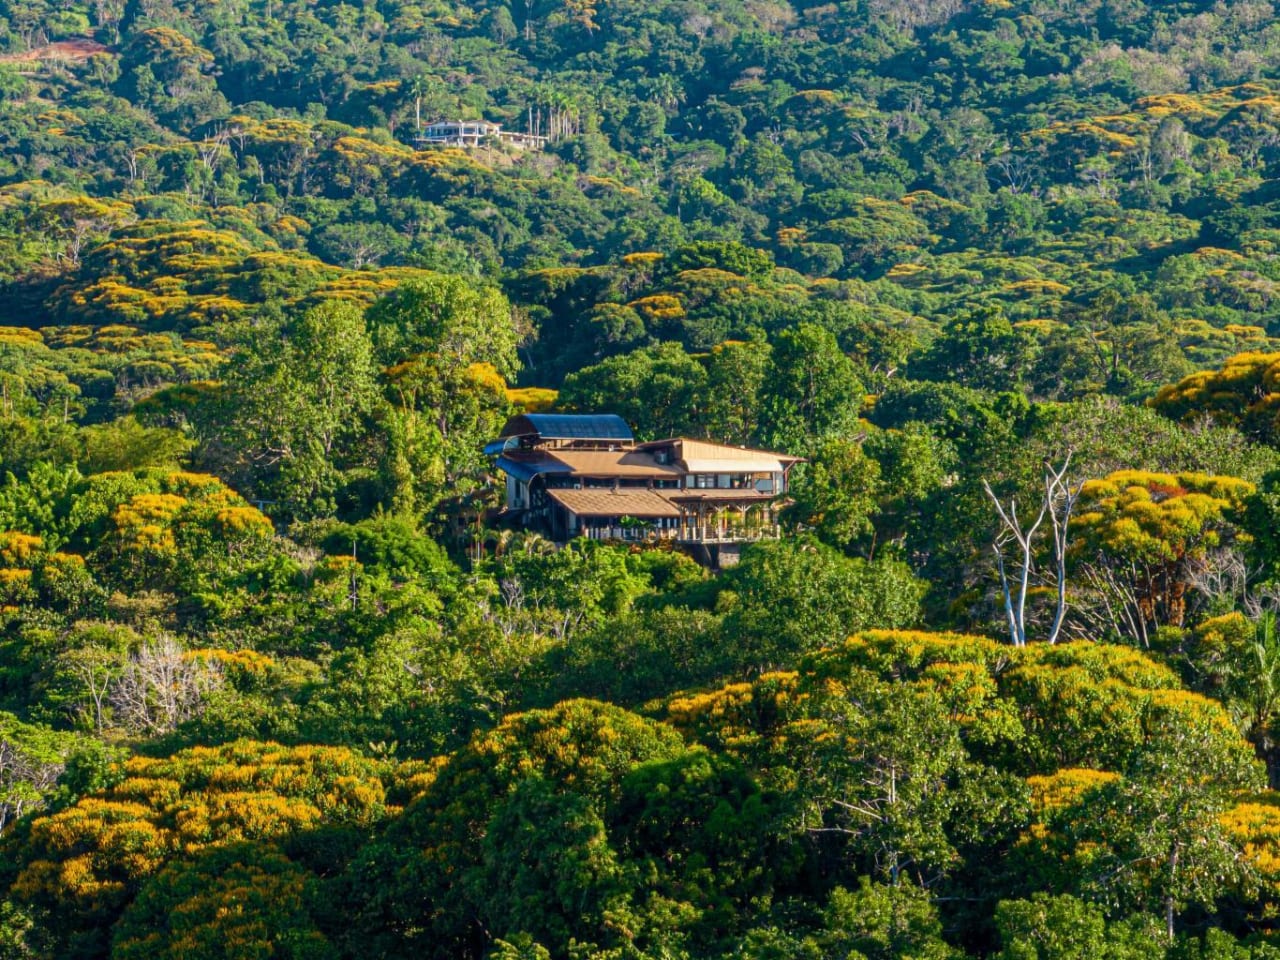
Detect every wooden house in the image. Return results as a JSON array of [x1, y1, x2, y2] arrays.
[[485, 414, 801, 564]]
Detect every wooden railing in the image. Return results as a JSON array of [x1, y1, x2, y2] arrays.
[[676, 523, 782, 544], [581, 525, 678, 542], [578, 524, 782, 544]]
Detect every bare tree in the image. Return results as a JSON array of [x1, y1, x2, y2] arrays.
[[1070, 557, 1154, 648], [479, 576, 530, 642], [1045, 460, 1087, 645], [0, 738, 65, 836], [62, 646, 121, 735], [1079, 157, 1118, 199], [682, 12, 714, 38], [1188, 547, 1253, 620], [983, 455, 1083, 646], [109, 636, 223, 736], [990, 149, 1039, 195], [1245, 582, 1280, 621]]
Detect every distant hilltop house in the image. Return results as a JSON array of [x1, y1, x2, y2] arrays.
[[485, 413, 802, 566], [416, 120, 548, 150]]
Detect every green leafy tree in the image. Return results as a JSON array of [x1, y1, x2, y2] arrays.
[[701, 339, 771, 446], [366, 275, 521, 376], [1062, 714, 1264, 939], [910, 306, 1033, 394], [718, 538, 924, 672], [811, 877, 960, 960], [1047, 292, 1190, 398], [343, 700, 693, 958], [384, 357, 511, 516], [216, 301, 381, 514], [668, 240, 775, 282], [0, 713, 87, 836], [782, 439, 882, 554], [558, 342, 708, 440], [996, 893, 1165, 959], [789, 670, 1018, 887], [863, 425, 956, 551], [757, 324, 863, 453]]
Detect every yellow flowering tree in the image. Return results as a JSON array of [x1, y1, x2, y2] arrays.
[[1069, 470, 1255, 645], [1150, 351, 1280, 443], [5, 741, 394, 958], [112, 843, 336, 960]]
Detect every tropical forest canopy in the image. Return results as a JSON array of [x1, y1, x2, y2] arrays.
[[11, 0, 1280, 956]]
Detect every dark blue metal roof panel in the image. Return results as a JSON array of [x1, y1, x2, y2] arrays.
[[494, 456, 575, 482], [498, 413, 634, 442], [484, 438, 517, 456]]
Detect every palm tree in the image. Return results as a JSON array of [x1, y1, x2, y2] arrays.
[[516, 531, 554, 555], [644, 74, 684, 114], [468, 528, 487, 564], [487, 528, 517, 558], [1226, 611, 1280, 785], [406, 74, 435, 134]]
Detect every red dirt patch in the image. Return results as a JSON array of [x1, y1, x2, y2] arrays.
[[0, 39, 110, 63]]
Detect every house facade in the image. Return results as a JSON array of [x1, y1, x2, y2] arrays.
[[485, 414, 801, 564], [416, 120, 548, 150]]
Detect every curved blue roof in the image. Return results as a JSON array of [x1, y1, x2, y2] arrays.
[[494, 455, 575, 482], [498, 413, 634, 442], [484, 437, 518, 456]]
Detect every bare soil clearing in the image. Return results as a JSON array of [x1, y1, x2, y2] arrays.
[[0, 39, 110, 63]]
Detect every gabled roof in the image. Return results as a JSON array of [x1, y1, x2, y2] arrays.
[[547, 488, 682, 518], [498, 413, 634, 443], [634, 438, 802, 473], [636, 437, 802, 461]]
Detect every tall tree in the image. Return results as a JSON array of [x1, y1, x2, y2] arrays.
[[757, 323, 863, 453], [782, 438, 881, 555], [216, 301, 381, 514], [911, 306, 1032, 394], [366, 275, 521, 376], [558, 342, 708, 440]]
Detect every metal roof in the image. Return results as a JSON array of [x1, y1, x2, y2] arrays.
[[484, 437, 518, 456], [493, 449, 681, 482], [494, 455, 574, 483], [498, 413, 634, 442]]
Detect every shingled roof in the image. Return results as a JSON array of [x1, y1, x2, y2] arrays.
[[545, 488, 682, 518]]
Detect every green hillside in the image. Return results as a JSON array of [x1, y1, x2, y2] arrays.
[[7, 0, 1280, 956]]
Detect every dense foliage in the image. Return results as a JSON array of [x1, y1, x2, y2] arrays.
[[10, 0, 1280, 956]]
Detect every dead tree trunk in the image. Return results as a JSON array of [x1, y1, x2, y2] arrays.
[[984, 455, 1083, 646]]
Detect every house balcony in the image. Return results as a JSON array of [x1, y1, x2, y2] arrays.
[[676, 522, 782, 544], [576, 522, 782, 545]]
